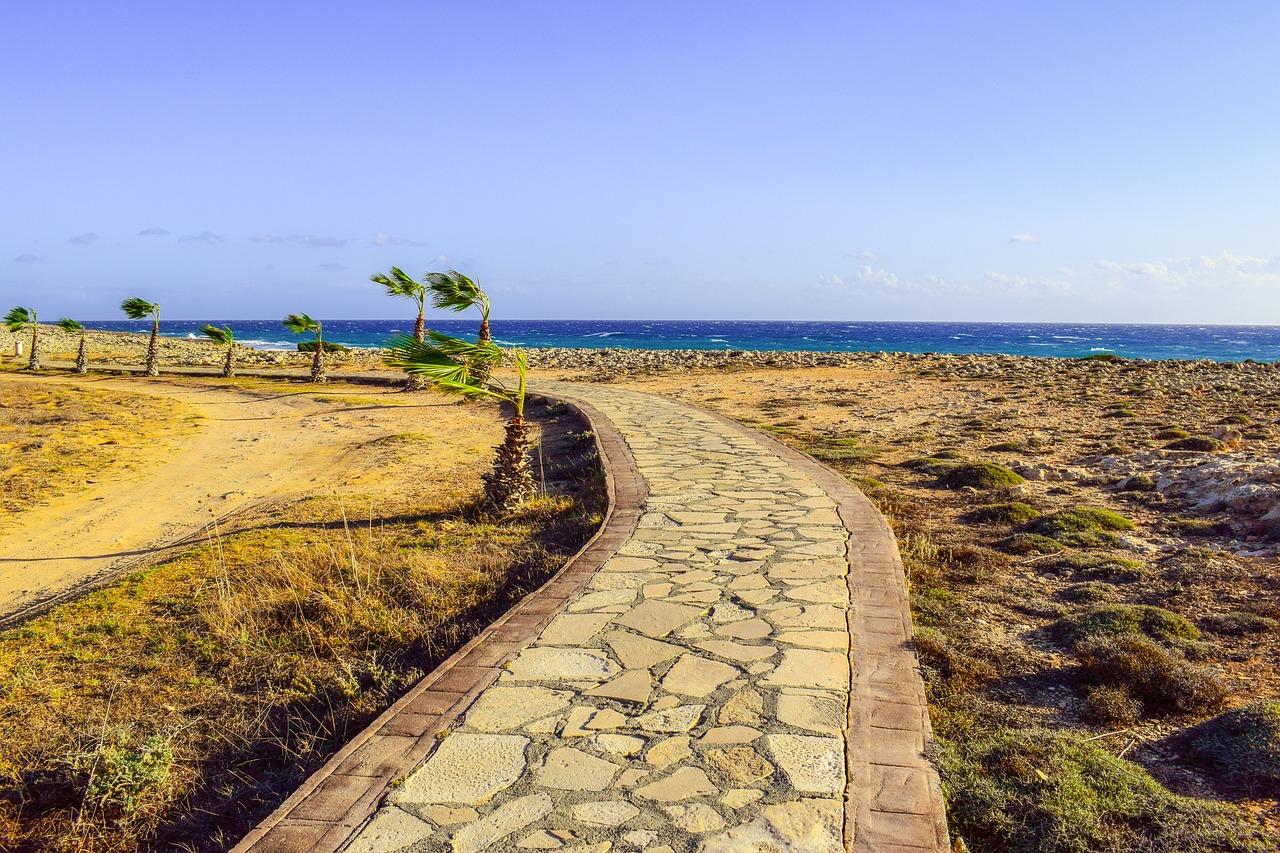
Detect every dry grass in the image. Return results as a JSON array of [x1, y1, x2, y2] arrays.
[[0, 377, 191, 524], [0, 395, 604, 852]]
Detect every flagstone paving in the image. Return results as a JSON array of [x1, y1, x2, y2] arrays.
[[238, 383, 945, 853]]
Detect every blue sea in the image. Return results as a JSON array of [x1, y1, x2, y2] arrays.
[[80, 319, 1280, 362]]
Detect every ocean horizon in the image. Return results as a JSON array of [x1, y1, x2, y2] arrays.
[[76, 319, 1280, 363]]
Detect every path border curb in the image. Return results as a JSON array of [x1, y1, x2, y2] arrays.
[[229, 390, 646, 853]]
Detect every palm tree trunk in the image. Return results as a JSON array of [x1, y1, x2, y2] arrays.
[[75, 335, 88, 373], [145, 322, 160, 376], [311, 345, 327, 383], [413, 313, 425, 342], [473, 317, 493, 384], [406, 313, 429, 390], [222, 345, 235, 378], [478, 318, 490, 345], [482, 416, 537, 512], [27, 327, 39, 371]]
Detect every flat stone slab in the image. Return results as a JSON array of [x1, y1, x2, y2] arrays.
[[389, 734, 528, 806]]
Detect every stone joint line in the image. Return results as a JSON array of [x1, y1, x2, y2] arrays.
[[336, 384, 944, 853]]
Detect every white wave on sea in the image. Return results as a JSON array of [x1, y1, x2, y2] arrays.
[[583, 331, 622, 337], [239, 339, 296, 351]]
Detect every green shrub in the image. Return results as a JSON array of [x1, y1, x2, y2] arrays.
[[905, 456, 960, 476], [1220, 414, 1252, 425], [1191, 702, 1280, 787], [1081, 352, 1123, 361], [1055, 604, 1198, 647], [1201, 612, 1278, 636], [849, 475, 883, 491], [1084, 684, 1143, 725], [1165, 437, 1225, 452], [83, 733, 174, 814], [966, 502, 1042, 525], [298, 340, 351, 353], [998, 533, 1066, 555], [1031, 507, 1134, 547], [938, 462, 1024, 489], [1104, 409, 1137, 418], [808, 443, 884, 462], [1169, 517, 1230, 536], [1154, 427, 1191, 440], [1118, 474, 1156, 492], [1060, 582, 1117, 604], [1076, 634, 1225, 716]]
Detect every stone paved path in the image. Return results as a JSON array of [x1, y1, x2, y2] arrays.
[[331, 384, 944, 852]]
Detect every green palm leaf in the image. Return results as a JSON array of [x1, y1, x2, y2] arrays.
[[200, 324, 233, 345], [120, 297, 158, 320], [57, 317, 83, 333], [4, 306, 33, 331], [282, 313, 320, 336], [427, 270, 489, 318]]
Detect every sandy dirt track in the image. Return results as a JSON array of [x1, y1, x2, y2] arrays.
[[0, 375, 435, 625]]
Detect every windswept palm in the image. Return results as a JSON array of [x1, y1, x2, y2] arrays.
[[385, 333, 535, 511], [427, 270, 492, 380], [4, 306, 40, 370], [283, 313, 327, 383], [120, 297, 161, 376], [57, 317, 87, 373], [200, 324, 237, 378], [372, 266, 432, 390]]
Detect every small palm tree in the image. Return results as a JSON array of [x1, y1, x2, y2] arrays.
[[283, 313, 327, 383], [427, 270, 492, 380], [200, 324, 237, 378], [57, 317, 88, 373], [371, 266, 431, 390], [4, 307, 40, 370], [120, 297, 161, 376], [385, 333, 535, 511]]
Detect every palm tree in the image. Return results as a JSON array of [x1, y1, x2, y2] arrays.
[[120, 297, 161, 376], [200, 324, 237, 378], [57, 317, 88, 373], [4, 307, 40, 370], [371, 266, 430, 390], [385, 333, 535, 511], [427, 270, 492, 380], [283, 313, 327, 383]]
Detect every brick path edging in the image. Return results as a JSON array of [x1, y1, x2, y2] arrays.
[[229, 391, 647, 853]]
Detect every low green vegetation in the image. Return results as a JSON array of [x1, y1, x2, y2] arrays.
[[1076, 635, 1226, 717], [937, 461, 1024, 489], [998, 532, 1065, 555], [1053, 604, 1198, 647], [1030, 507, 1134, 547], [1201, 612, 1278, 636], [966, 502, 1042, 525], [1190, 702, 1280, 788], [1165, 436, 1225, 452]]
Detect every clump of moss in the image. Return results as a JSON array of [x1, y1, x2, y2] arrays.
[[1104, 408, 1137, 419], [1169, 517, 1230, 536], [1054, 604, 1198, 648], [904, 455, 960, 476], [1046, 553, 1146, 583], [1201, 612, 1278, 636], [1118, 473, 1156, 492], [1081, 352, 1123, 361], [1165, 437, 1225, 452], [938, 462, 1024, 490], [998, 533, 1066, 555], [1084, 684, 1143, 726], [1076, 634, 1226, 716], [1190, 702, 1280, 788], [1030, 507, 1134, 547], [965, 502, 1042, 525], [1220, 413, 1252, 425], [808, 442, 884, 462], [1154, 427, 1191, 440]]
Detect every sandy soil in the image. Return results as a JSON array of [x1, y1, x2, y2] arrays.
[[0, 374, 460, 625]]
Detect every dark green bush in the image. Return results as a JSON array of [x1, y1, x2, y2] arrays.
[[297, 340, 351, 353], [1030, 507, 1134, 547], [1154, 427, 1191, 440], [1084, 684, 1143, 725], [1118, 474, 1156, 492], [998, 533, 1066, 555], [1220, 414, 1252, 425], [1060, 582, 1117, 604], [938, 462, 1024, 489], [1201, 612, 1278, 636], [965, 502, 1042, 525], [1165, 437, 1225, 452], [1190, 701, 1280, 788], [1055, 604, 1198, 647]]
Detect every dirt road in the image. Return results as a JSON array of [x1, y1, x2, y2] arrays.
[[0, 375, 438, 625]]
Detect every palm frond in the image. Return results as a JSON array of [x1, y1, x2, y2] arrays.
[[4, 306, 33, 331], [282, 313, 319, 335], [120, 297, 157, 320], [425, 330, 505, 366], [200, 324, 233, 345], [426, 270, 486, 314], [384, 335, 479, 384], [57, 317, 83, 333], [371, 267, 426, 299]]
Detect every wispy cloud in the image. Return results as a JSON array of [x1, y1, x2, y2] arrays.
[[372, 232, 430, 248], [983, 271, 1071, 293], [68, 232, 99, 245], [433, 254, 453, 266], [138, 227, 170, 236], [13, 254, 38, 264], [178, 231, 226, 244], [251, 234, 352, 248], [1009, 233, 1039, 243], [1092, 253, 1280, 291], [843, 249, 881, 260], [320, 262, 348, 270]]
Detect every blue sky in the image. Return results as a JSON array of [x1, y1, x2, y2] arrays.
[[3, 1, 1278, 323]]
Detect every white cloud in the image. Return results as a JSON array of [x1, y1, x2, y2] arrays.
[[432, 254, 453, 266], [983, 271, 1072, 293], [13, 254, 38, 264], [68, 232, 99, 245], [844, 249, 881, 260], [1091, 253, 1280, 292], [1009, 233, 1039, 243], [138, 227, 170, 236], [179, 231, 226, 244], [251, 234, 352, 248], [372, 232, 430, 247]]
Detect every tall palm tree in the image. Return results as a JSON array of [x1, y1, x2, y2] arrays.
[[57, 317, 88, 373], [120, 297, 161, 376], [283, 313, 327, 383], [4, 307, 40, 370], [385, 333, 535, 511], [200, 324, 237, 378], [371, 266, 430, 390], [427, 270, 494, 383]]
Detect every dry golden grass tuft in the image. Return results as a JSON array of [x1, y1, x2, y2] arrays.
[[0, 377, 191, 523], [0, 393, 603, 852]]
